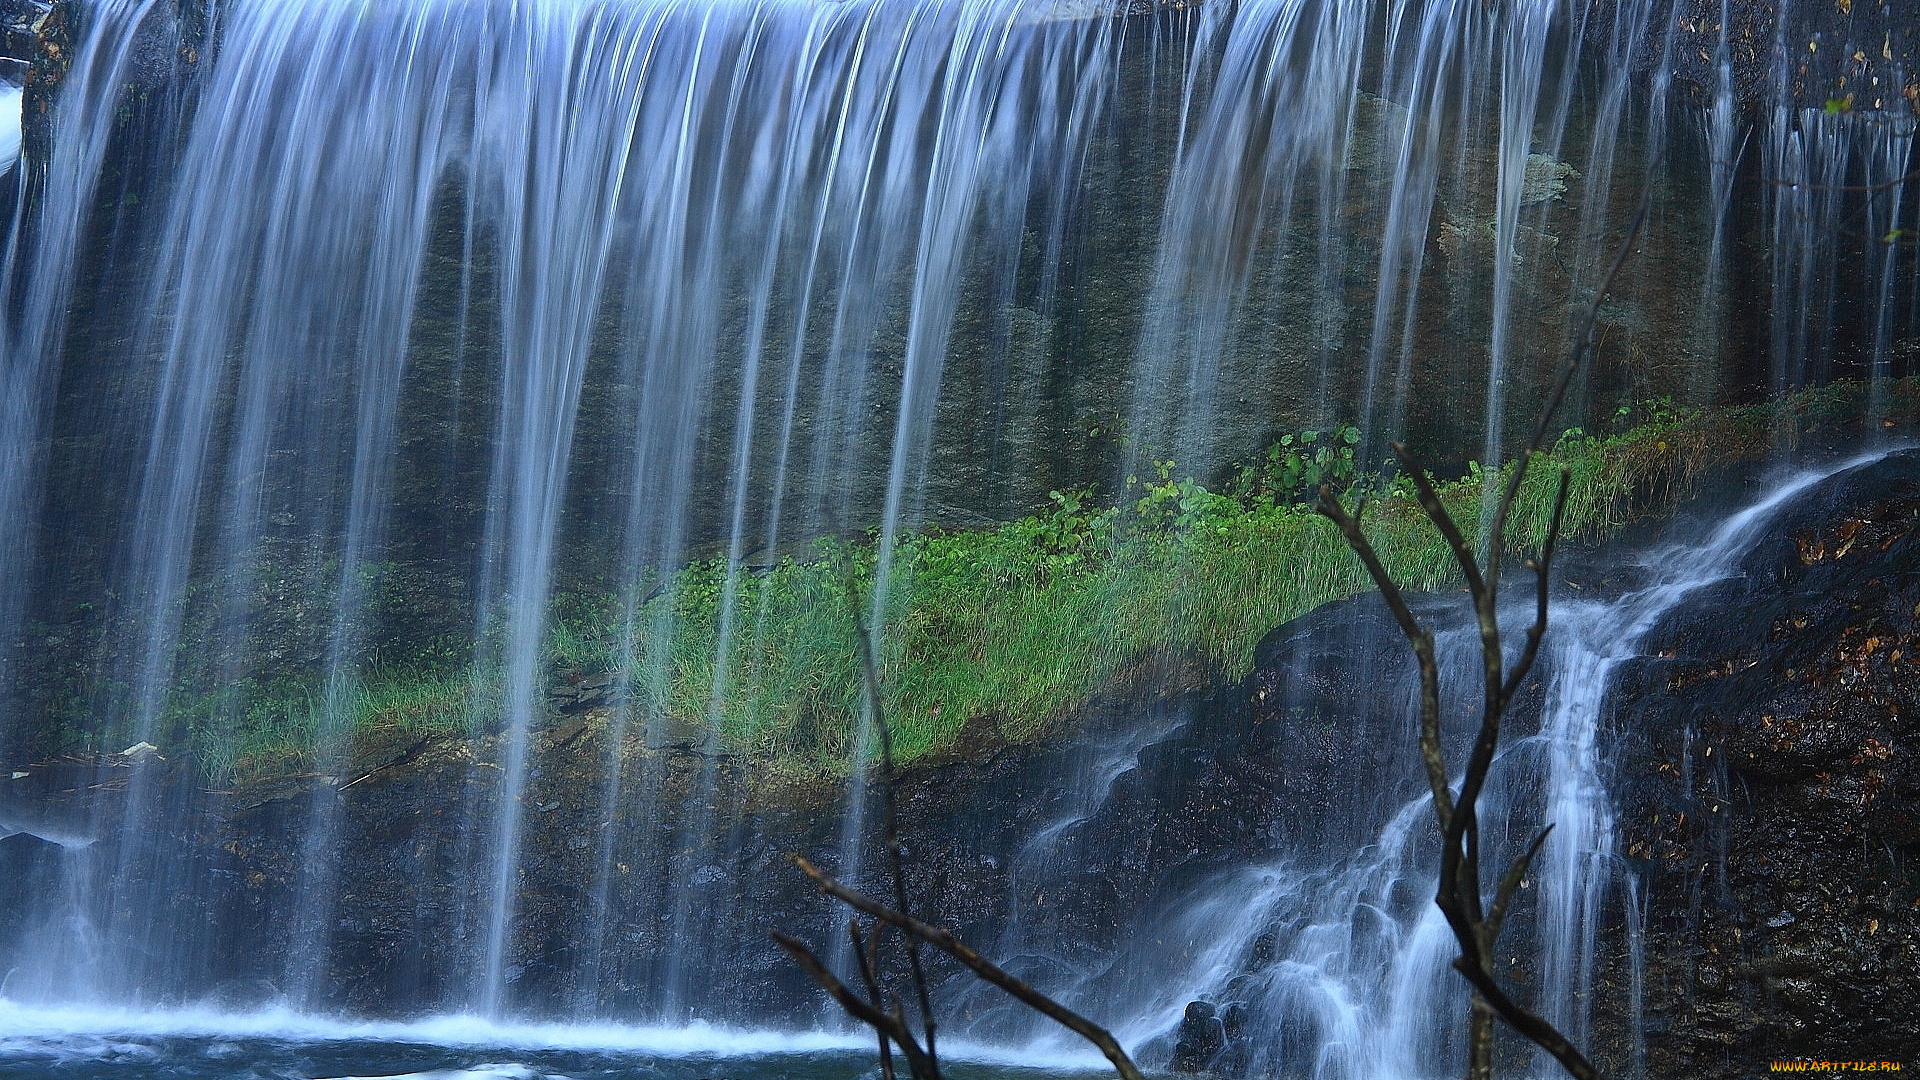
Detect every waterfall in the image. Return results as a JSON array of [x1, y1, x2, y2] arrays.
[[1018, 450, 1897, 1079], [0, 0, 1912, 1053], [3, 0, 1126, 1018]]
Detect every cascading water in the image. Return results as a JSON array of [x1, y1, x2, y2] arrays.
[[0, 0, 1913, 1071], [3, 0, 1128, 1019], [991, 450, 1901, 1079], [1128, 0, 1679, 474]]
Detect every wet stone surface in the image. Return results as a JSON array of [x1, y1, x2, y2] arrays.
[[1609, 450, 1920, 1073]]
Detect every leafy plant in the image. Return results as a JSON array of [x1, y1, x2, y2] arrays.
[[1226, 424, 1362, 507]]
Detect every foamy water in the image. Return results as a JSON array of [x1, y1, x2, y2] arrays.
[[0, 998, 1111, 1078], [0, 1000, 862, 1055]]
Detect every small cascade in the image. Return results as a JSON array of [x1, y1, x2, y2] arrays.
[[0, 815, 101, 1004], [1130, 0, 1647, 475], [1764, 107, 1918, 394], [941, 706, 1188, 1039], [1041, 451, 1898, 1079]]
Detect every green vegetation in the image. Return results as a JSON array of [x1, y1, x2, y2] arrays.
[[546, 413, 1731, 772], [187, 667, 485, 784], [180, 378, 1920, 783]]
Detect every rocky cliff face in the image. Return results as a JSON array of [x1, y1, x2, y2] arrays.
[[1610, 449, 1920, 1071], [1593, 0, 1920, 118]]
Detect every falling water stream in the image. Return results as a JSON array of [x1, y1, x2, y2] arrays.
[[953, 451, 1897, 1080], [0, 0, 1914, 1072]]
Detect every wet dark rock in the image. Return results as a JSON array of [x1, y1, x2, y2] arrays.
[[0, 0, 47, 45], [1168, 999, 1225, 1072], [1606, 449, 1920, 1075], [1591, 0, 1920, 117], [204, 976, 282, 1011], [0, 828, 64, 944], [549, 672, 617, 714]]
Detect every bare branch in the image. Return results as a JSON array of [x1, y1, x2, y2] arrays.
[[1766, 166, 1920, 194], [1522, 168, 1657, 458], [1388, 445, 1488, 599], [849, 919, 896, 1080], [1312, 487, 1423, 645], [792, 855, 1147, 1080], [1347, 430, 1598, 1080], [771, 930, 940, 1080], [1500, 467, 1571, 707], [1487, 826, 1553, 940], [1314, 488, 1452, 827], [1468, 997, 1494, 1080], [1450, 956, 1604, 1080], [846, 576, 939, 1061]]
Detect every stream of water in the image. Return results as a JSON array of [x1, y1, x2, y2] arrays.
[[964, 451, 1901, 1079]]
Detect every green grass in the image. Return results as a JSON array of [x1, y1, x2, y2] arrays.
[[188, 668, 486, 784], [587, 413, 1733, 770], [187, 378, 1920, 782]]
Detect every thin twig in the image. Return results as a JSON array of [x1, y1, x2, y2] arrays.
[[1314, 490, 1452, 827], [793, 855, 1147, 1080], [1488, 826, 1553, 940], [1522, 168, 1658, 459], [1450, 956, 1603, 1080], [771, 930, 938, 1080], [1500, 468, 1571, 707], [1766, 166, 1920, 194], [848, 584, 939, 1063], [850, 919, 897, 1080]]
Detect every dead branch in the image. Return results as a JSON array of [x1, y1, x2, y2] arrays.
[[848, 591, 940, 1061], [765, 552, 945, 1079], [1320, 461, 1599, 1080], [850, 919, 897, 1080], [772, 929, 937, 1080], [1766, 166, 1920, 194], [775, 571, 1142, 1080], [1303, 160, 1658, 1080], [792, 855, 1147, 1080]]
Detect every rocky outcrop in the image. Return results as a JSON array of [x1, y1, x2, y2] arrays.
[[1592, 0, 1920, 117], [0, 594, 1439, 1030], [1610, 450, 1920, 1072]]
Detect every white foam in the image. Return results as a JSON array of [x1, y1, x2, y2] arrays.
[[315, 1066, 553, 1080], [0, 85, 18, 174], [933, 1037, 1110, 1072], [0, 999, 866, 1057], [0, 999, 1116, 1072]]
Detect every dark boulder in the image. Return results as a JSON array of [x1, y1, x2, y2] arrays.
[[1169, 999, 1227, 1072], [1609, 449, 1920, 1073]]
